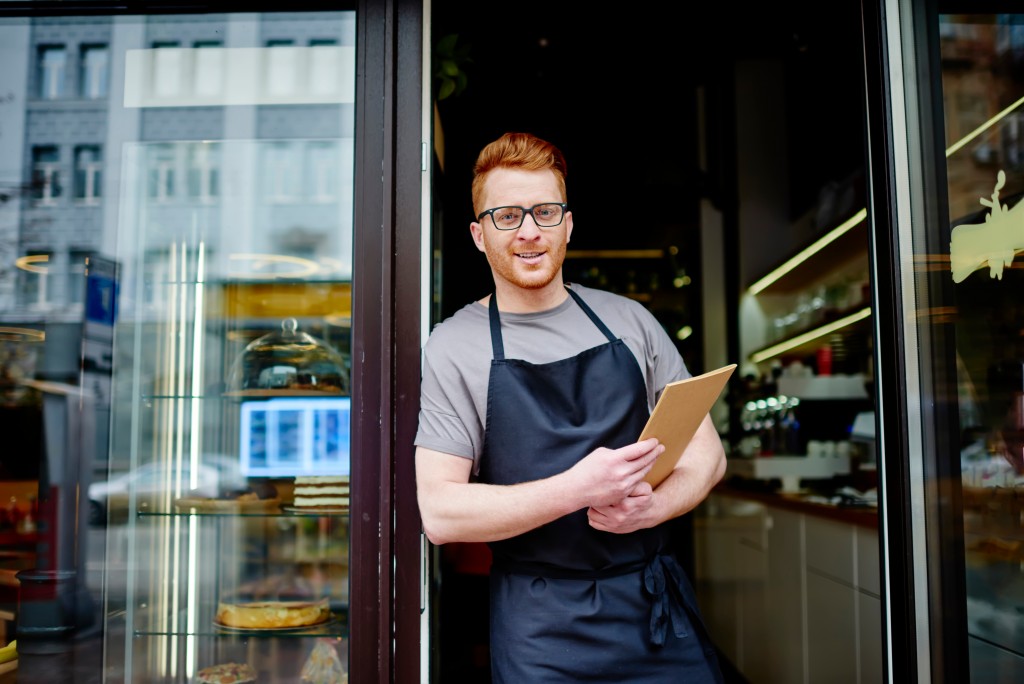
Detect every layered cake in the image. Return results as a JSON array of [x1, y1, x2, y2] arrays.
[[215, 597, 330, 629], [293, 475, 349, 509]]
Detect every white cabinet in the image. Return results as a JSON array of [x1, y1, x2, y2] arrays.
[[695, 492, 882, 684]]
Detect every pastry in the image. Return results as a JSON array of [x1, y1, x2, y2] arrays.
[[215, 598, 330, 629], [301, 639, 347, 684], [196, 662, 257, 684]]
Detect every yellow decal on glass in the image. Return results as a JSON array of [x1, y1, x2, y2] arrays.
[[949, 170, 1024, 283]]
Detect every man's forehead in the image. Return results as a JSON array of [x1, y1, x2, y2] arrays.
[[482, 168, 561, 203]]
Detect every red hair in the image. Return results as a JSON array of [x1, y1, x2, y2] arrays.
[[471, 132, 567, 215]]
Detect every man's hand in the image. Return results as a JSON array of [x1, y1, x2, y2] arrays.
[[587, 481, 657, 534], [566, 438, 664, 509]]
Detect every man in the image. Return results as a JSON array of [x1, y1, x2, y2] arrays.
[[415, 132, 726, 683]]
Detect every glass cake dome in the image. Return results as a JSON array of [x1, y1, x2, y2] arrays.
[[227, 318, 349, 396]]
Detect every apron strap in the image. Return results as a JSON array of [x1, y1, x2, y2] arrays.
[[488, 294, 505, 360], [489, 285, 618, 362], [565, 286, 618, 343]]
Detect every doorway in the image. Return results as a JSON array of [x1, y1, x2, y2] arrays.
[[427, 2, 869, 681]]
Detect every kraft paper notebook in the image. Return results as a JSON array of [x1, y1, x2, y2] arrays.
[[641, 363, 737, 487]]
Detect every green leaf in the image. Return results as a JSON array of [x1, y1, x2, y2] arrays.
[[438, 78, 456, 100], [436, 33, 458, 56], [441, 59, 459, 77]]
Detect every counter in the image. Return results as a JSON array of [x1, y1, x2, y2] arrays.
[[712, 481, 878, 529]]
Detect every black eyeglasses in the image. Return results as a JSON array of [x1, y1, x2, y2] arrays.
[[476, 203, 568, 231]]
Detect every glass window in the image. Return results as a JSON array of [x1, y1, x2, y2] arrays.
[[80, 44, 109, 99], [32, 145, 62, 204], [68, 249, 93, 305], [16, 250, 52, 307], [151, 40, 182, 98], [266, 39, 297, 97], [1, 11, 362, 683], [38, 44, 66, 99], [933, 12, 1024, 681], [147, 143, 176, 202], [74, 145, 102, 203], [186, 142, 219, 202], [192, 41, 223, 97]]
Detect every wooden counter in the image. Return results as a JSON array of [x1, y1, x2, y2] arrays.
[[712, 482, 879, 529]]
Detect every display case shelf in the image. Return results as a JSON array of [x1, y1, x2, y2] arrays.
[[135, 619, 348, 639], [138, 510, 350, 519]]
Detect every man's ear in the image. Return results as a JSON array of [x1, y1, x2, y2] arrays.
[[565, 211, 573, 243], [469, 222, 486, 252]]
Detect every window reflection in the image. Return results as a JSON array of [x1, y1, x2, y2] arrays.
[[38, 45, 66, 99]]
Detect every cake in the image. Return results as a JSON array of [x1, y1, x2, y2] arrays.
[[196, 662, 257, 684], [215, 597, 330, 629], [293, 475, 349, 509]]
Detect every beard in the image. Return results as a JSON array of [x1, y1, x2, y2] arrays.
[[483, 236, 568, 291]]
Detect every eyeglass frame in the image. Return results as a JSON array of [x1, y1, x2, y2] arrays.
[[476, 202, 569, 231]]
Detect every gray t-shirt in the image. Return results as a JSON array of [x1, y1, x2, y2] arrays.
[[414, 283, 691, 475]]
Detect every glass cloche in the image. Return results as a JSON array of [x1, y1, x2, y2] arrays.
[[227, 318, 349, 396]]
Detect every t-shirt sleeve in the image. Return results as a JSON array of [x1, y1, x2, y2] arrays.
[[635, 301, 691, 399], [413, 340, 479, 462]]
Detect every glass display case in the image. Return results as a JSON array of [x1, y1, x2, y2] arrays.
[[87, 11, 359, 682]]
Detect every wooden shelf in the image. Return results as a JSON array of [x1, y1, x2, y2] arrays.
[[749, 307, 872, 364]]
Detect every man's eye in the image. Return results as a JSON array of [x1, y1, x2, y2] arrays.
[[496, 209, 520, 222]]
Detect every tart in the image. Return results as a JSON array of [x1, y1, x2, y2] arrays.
[[215, 598, 330, 629], [196, 662, 257, 684]]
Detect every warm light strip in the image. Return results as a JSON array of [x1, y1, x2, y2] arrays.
[[186, 241, 205, 677], [0, 327, 45, 341], [750, 307, 872, 364], [747, 209, 868, 295], [945, 92, 1024, 158], [14, 254, 49, 274], [565, 249, 665, 259]]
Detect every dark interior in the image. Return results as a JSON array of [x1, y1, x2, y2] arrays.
[[429, 2, 868, 681]]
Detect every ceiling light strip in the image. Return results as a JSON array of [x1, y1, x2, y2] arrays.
[[748, 209, 868, 295], [749, 307, 872, 364]]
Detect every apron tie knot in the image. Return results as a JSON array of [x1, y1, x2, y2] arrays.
[[643, 553, 692, 646]]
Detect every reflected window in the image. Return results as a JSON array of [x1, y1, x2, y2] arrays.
[[152, 41, 182, 98], [187, 143, 220, 202], [32, 145, 62, 205], [17, 251, 52, 308], [309, 39, 339, 96], [38, 45, 67, 99], [147, 144, 176, 202], [80, 44, 109, 99], [308, 141, 338, 202], [193, 41, 223, 97], [263, 142, 299, 202], [266, 39, 296, 96], [74, 145, 103, 203], [68, 250, 94, 305]]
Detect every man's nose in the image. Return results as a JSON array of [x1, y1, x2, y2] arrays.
[[517, 213, 542, 238]]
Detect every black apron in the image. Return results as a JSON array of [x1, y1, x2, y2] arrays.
[[480, 287, 723, 683]]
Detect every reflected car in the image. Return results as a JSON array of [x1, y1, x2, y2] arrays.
[[88, 462, 231, 525]]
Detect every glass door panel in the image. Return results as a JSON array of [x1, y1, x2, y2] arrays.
[[0, 9, 358, 683], [938, 13, 1024, 680]]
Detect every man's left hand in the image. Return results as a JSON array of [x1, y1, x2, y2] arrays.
[[586, 482, 656, 534]]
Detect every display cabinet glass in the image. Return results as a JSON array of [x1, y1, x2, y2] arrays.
[[95, 11, 358, 682]]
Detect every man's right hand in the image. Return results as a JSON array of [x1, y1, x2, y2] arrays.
[[568, 438, 664, 508]]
